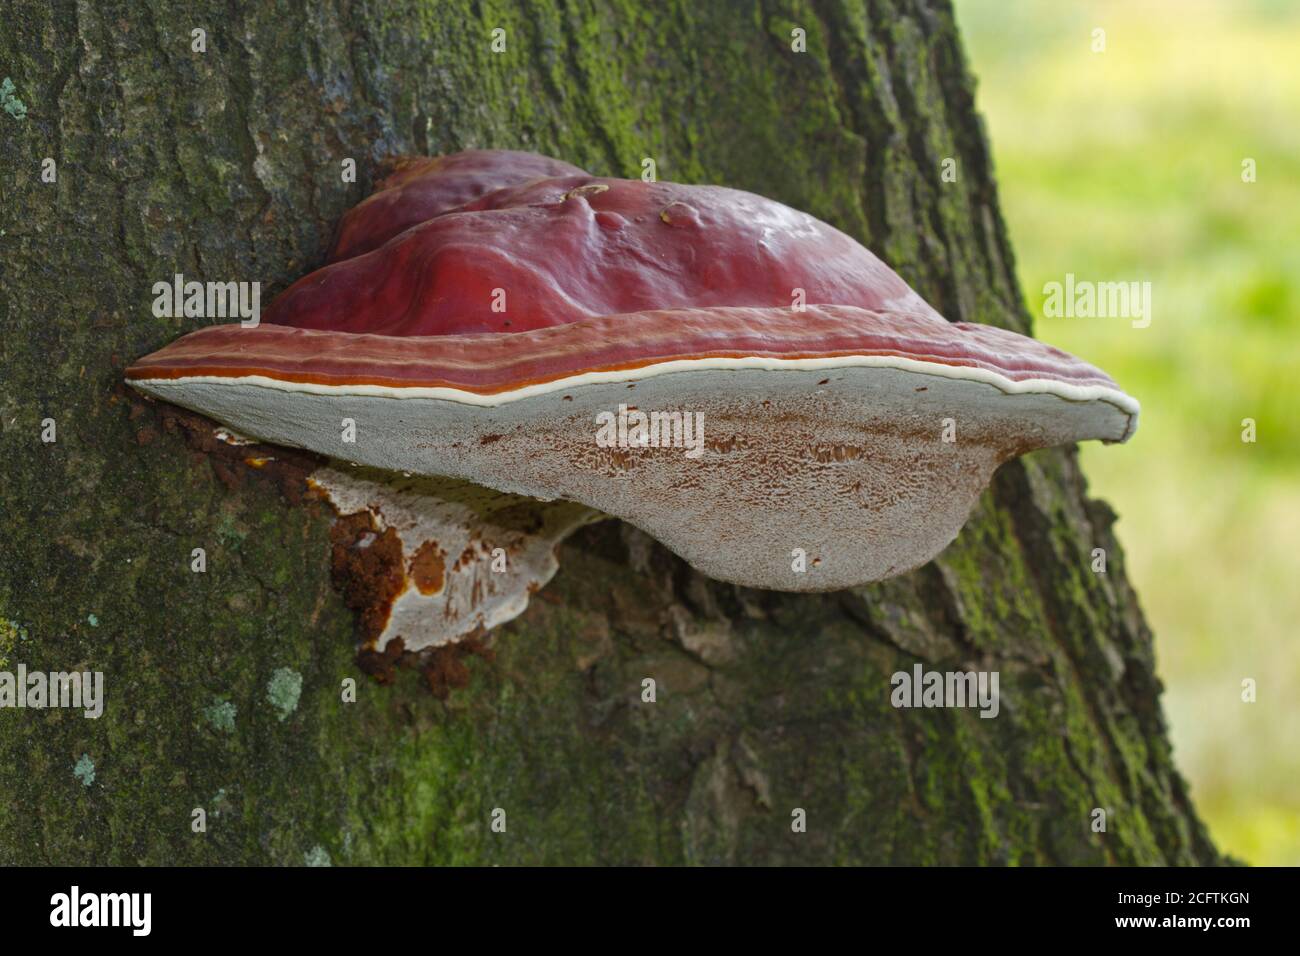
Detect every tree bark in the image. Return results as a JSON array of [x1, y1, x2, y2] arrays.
[[0, 0, 1221, 865]]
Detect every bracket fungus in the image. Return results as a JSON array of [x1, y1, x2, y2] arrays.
[[127, 149, 1138, 653]]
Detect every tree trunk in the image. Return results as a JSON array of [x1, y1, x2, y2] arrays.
[[0, 0, 1221, 865]]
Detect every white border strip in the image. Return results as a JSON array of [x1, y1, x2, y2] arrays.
[[131, 352, 1141, 416]]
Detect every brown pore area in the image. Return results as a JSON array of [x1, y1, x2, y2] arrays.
[[355, 633, 496, 699], [420, 634, 496, 699], [408, 540, 446, 595], [119, 384, 497, 697], [328, 512, 406, 646]]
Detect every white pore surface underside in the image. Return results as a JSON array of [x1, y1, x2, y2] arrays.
[[132, 359, 1137, 629]]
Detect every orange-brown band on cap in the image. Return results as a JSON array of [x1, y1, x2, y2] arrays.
[[126, 305, 1124, 395]]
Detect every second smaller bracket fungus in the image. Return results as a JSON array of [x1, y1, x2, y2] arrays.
[[127, 149, 1140, 645], [310, 467, 598, 652]]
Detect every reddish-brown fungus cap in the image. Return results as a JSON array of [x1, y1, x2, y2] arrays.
[[279, 174, 939, 336], [127, 150, 1139, 593], [328, 149, 588, 261]]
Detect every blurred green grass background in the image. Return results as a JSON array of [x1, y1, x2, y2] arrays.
[[954, 0, 1300, 865]]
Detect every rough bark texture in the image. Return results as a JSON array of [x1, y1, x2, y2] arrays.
[[0, 0, 1220, 865]]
